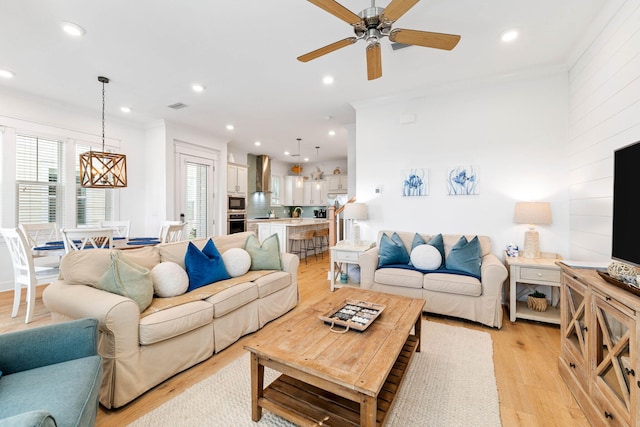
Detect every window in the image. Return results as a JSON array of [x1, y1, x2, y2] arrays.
[[75, 144, 114, 226], [271, 175, 282, 206], [16, 135, 64, 225], [185, 161, 208, 239]]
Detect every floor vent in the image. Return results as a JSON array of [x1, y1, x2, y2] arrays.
[[168, 102, 188, 110]]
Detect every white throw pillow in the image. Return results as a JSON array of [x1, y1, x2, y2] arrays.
[[150, 262, 189, 297], [222, 248, 252, 277], [410, 244, 442, 270]]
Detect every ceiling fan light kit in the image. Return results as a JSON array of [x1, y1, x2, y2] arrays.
[[299, 0, 461, 80]]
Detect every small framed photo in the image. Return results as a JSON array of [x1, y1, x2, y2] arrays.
[[402, 168, 428, 197]]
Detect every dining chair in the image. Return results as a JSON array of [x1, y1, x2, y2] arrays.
[[60, 228, 114, 253], [19, 222, 61, 249], [99, 220, 131, 238], [1, 227, 60, 323], [159, 222, 186, 243]]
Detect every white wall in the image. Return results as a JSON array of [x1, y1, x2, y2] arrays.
[[567, 0, 640, 262], [353, 71, 571, 257]]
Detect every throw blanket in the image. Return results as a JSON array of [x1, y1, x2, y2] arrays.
[[378, 264, 481, 280], [140, 270, 276, 318]]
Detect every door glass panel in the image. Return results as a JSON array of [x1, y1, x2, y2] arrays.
[[595, 302, 631, 410], [185, 162, 208, 239]]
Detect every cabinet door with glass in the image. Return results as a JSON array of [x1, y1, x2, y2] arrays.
[[592, 289, 637, 425], [561, 274, 590, 370]]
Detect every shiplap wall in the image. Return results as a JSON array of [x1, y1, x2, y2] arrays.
[[568, 0, 640, 261]]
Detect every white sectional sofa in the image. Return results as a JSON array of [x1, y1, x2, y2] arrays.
[[359, 230, 507, 328], [42, 231, 299, 409]]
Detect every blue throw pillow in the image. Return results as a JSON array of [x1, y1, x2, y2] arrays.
[[184, 239, 231, 292], [411, 233, 426, 251], [427, 233, 446, 268], [445, 235, 482, 277], [378, 232, 410, 267]]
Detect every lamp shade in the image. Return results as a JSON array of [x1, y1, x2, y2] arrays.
[[344, 203, 367, 220], [513, 202, 552, 225]]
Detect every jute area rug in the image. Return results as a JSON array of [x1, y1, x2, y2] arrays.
[[128, 321, 501, 427]]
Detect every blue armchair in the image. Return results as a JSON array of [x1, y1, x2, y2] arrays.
[[0, 318, 102, 427]]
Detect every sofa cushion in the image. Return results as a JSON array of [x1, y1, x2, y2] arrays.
[[254, 271, 291, 298], [378, 232, 410, 267], [410, 244, 442, 270], [96, 251, 154, 312], [222, 248, 252, 277], [139, 301, 213, 345], [150, 262, 189, 297], [245, 234, 282, 271], [445, 235, 482, 278], [185, 240, 231, 292], [423, 272, 482, 297], [205, 281, 258, 318], [374, 267, 423, 289]]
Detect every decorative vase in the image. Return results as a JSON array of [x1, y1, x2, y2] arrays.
[[527, 296, 548, 312], [333, 167, 341, 175]]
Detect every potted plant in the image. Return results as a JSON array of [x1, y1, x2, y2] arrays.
[[527, 290, 548, 312]]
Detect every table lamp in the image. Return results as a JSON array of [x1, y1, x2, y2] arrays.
[[514, 201, 552, 259], [344, 203, 367, 245]]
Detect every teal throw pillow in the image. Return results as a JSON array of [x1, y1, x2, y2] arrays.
[[184, 239, 231, 292], [378, 232, 410, 267], [445, 235, 482, 277], [96, 251, 154, 312], [244, 233, 282, 270], [411, 233, 426, 251], [427, 233, 446, 268]]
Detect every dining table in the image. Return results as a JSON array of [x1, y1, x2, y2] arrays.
[[33, 236, 161, 256]]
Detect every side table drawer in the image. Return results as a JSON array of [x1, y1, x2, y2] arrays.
[[520, 267, 560, 283], [334, 250, 360, 262]]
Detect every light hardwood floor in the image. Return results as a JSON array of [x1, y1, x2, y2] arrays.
[[0, 253, 589, 426]]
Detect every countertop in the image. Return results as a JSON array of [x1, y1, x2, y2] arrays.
[[252, 218, 329, 226]]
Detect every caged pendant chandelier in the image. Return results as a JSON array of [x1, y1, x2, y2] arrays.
[[79, 76, 127, 188]]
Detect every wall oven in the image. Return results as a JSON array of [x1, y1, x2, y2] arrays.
[[228, 196, 246, 211], [227, 212, 247, 234]]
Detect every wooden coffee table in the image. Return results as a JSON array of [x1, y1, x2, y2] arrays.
[[244, 287, 425, 427]]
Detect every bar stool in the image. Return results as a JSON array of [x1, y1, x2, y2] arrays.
[[314, 227, 330, 259], [289, 229, 317, 264]]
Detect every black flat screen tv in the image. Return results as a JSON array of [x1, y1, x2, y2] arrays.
[[612, 140, 640, 267]]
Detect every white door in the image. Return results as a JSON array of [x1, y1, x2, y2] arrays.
[[176, 153, 215, 239]]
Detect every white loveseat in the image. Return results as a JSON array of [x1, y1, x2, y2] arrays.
[[42, 231, 299, 409], [359, 231, 507, 328]]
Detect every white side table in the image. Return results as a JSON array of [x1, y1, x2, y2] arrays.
[[504, 252, 563, 324], [329, 240, 375, 291]]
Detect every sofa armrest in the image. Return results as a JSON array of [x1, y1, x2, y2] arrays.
[[480, 253, 508, 298], [43, 280, 141, 357], [358, 247, 379, 290], [0, 318, 98, 375], [0, 410, 57, 427]]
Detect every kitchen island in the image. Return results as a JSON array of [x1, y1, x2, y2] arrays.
[[255, 219, 329, 258]]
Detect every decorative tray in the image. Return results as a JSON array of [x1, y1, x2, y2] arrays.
[[319, 299, 385, 332], [597, 270, 640, 297]]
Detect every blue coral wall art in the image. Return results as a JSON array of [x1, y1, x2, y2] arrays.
[[447, 165, 480, 195], [402, 168, 428, 196]]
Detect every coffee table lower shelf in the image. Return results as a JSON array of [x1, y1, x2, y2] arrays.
[[259, 335, 419, 427]]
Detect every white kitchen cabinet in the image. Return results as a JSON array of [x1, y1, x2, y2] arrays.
[[227, 164, 248, 196], [257, 223, 287, 253], [303, 181, 327, 206], [327, 174, 348, 193], [283, 176, 304, 206]]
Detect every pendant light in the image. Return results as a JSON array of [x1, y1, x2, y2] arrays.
[[79, 76, 127, 188], [296, 138, 303, 188], [315, 145, 321, 190]]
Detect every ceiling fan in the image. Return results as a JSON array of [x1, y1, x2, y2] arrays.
[[297, 0, 461, 80]]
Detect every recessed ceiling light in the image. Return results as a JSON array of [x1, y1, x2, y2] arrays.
[[323, 75, 334, 85], [328, 130, 336, 136], [254, 141, 261, 146], [500, 29, 519, 43], [120, 106, 131, 113], [0, 69, 15, 79], [192, 83, 205, 93], [304, 157, 309, 162], [226, 124, 234, 130], [284, 151, 290, 155], [61, 21, 86, 37]]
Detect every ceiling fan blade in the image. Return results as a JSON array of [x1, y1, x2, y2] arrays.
[[297, 37, 358, 63], [366, 43, 382, 80], [390, 29, 461, 50], [308, 0, 362, 25], [382, 0, 420, 23]]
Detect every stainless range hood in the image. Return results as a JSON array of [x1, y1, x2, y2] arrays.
[[255, 155, 271, 192]]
